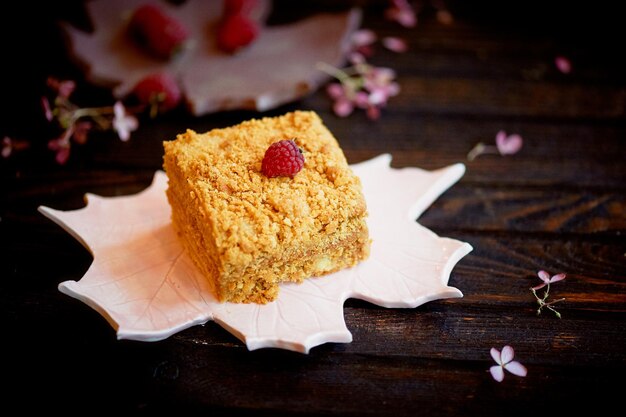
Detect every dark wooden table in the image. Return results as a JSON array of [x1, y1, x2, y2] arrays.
[[2, 1, 625, 414]]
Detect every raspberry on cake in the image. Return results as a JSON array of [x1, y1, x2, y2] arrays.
[[261, 139, 305, 178], [163, 111, 370, 303]]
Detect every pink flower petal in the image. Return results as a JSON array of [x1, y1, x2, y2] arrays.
[[496, 132, 523, 155], [368, 89, 387, 106], [352, 29, 377, 48], [504, 361, 527, 377], [382, 36, 408, 53], [1, 137, 12, 158], [385, 3, 417, 28], [550, 273, 566, 283], [500, 345, 515, 364], [333, 98, 354, 117], [495, 130, 507, 144], [555, 56, 572, 74], [354, 92, 370, 108], [372, 67, 396, 82], [490, 347, 501, 364], [41, 97, 53, 122], [326, 83, 345, 100], [385, 82, 401, 97], [397, 11, 416, 28], [348, 52, 366, 65], [490, 365, 505, 382], [531, 282, 547, 291], [538, 270, 551, 283], [55, 147, 70, 165], [58, 80, 76, 98], [112, 101, 138, 142]]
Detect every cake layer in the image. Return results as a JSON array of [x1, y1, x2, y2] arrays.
[[163, 111, 370, 303]]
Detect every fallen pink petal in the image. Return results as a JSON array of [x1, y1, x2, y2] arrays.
[[352, 29, 377, 48], [385, 0, 417, 28], [500, 345, 515, 363], [41, 97, 54, 122], [504, 361, 528, 377], [348, 51, 366, 65], [382, 36, 408, 53], [55, 147, 71, 165], [555, 55, 572, 74], [333, 98, 354, 117], [112, 101, 139, 142], [532, 270, 566, 290], [489, 345, 527, 382], [489, 365, 505, 382], [495, 130, 523, 155], [326, 83, 345, 100], [2, 137, 12, 158]]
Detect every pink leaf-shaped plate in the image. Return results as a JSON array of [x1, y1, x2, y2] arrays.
[[39, 154, 472, 353]]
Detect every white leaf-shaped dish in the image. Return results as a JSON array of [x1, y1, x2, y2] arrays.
[[39, 154, 472, 353], [63, 0, 360, 115]]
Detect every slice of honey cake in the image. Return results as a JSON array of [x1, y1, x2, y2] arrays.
[[163, 111, 370, 303]]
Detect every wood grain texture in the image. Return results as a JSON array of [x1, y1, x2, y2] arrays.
[[1, 0, 625, 414]]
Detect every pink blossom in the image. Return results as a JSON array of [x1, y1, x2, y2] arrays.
[[385, 0, 417, 27], [532, 270, 566, 291], [351, 29, 377, 58], [327, 83, 355, 117], [319, 60, 400, 121], [112, 101, 138, 141], [382, 36, 408, 53], [2, 136, 12, 158], [495, 130, 523, 155], [489, 345, 527, 382], [364, 68, 400, 101], [326, 83, 370, 118], [555, 56, 572, 74]]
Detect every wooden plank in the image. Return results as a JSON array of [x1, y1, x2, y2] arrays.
[[304, 78, 626, 120], [4, 112, 624, 199], [419, 185, 626, 235], [5, 225, 624, 359], [114, 341, 624, 415]]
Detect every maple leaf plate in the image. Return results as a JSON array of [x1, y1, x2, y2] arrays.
[[39, 155, 472, 353], [62, 0, 360, 115]]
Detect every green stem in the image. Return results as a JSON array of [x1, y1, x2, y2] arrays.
[[467, 143, 499, 161], [530, 282, 564, 318], [316, 61, 352, 83]]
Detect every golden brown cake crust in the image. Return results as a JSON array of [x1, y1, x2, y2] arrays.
[[163, 110, 370, 303]]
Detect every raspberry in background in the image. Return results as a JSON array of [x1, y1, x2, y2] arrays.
[[216, 13, 259, 53], [217, 0, 259, 53], [262, 139, 305, 178], [132, 73, 182, 116], [223, 0, 258, 16], [128, 4, 189, 60]]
